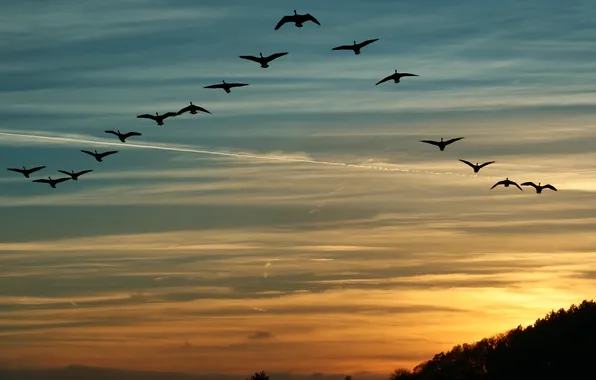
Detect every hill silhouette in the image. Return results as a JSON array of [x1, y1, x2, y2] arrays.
[[389, 300, 596, 380]]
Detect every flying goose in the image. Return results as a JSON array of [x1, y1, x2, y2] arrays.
[[521, 182, 557, 194], [490, 178, 523, 191], [136, 111, 177, 126], [176, 102, 212, 116], [274, 10, 320, 30], [6, 165, 46, 178], [204, 80, 249, 93], [376, 70, 419, 86], [32, 176, 71, 188], [57, 169, 93, 180], [332, 39, 379, 55], [239, 52, 288, 68], [104, 130, 142, 142], [80, 149, 118, 162], [459, 159, 495, 173], [420, 137, 464, 151]]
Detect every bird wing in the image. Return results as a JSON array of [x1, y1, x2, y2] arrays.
[[490, 180, 505, 189], [274, 15, 292, 30], [204, 84, 223, 89], [303, 13, 320, 25], [375, 73, 395, 85], [80, 150, 95, 156], [99, 151, 118, 157], [397, 73, 419, 78], [478, 161, 495, 169], [266, 52, 288, 61], [359, 38, 379, 48], [123, 132, 142, 138], [512, 181, 523, 191], [75, 169, 93, 176], [229, 83, 249, 88], [445, 137, 464, 145], [7, 168, 24, 173], [54, 177, 71, 184], [32, 179, 50, 184], [58, 170, 72, 176], [332, 44, 353, 51], [193, 105, 211, 114], [162, 112, 177, 119], [29, 165, 46, 173], [239, 55, 261, 63], [104, 130, 118, 136], [420, 140, 440, 147], [137, 114, 157, 120], [543, 184, 557, 191], [458, 159, 475, 169], [521, 181, 537, 188], [176, 105, 191, 115]]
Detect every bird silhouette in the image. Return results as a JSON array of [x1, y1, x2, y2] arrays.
[[521, 182, 557, 194], [32, 176, 71, 188], [6, 165, 46, 178], [491, 178, 523, 191], [204, 80, 249, 93], [136, 111, 177, 126], [332, 39, 379, 55], [459, 159, 495, 173], [274, 10, 320, 30], [420, 137, 464, 151], [104, 130, 142, 143], [80, 149, 118, 162], [176, 102, 211, 116], [376, 70, 419, 85], [239, 52, 288, 68], [57, 169, 93, 180]]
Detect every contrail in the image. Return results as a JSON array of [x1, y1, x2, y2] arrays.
[[0, 131, 484, 178]]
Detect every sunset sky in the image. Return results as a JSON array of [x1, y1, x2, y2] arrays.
[[1, 0, 596, 377]]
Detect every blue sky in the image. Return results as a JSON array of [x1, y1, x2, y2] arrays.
[[1, 0, 596, 376]]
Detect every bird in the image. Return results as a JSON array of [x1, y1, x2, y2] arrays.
[[104, 130, 142, 143], [274, 10, 320, 30], [57, 169, 93, 180], [490, 178, 523, 191], [32, 176, 71, 188], [376, 70, 419, 86], [204, 80, 249, 94], [239, 52, 288, 68], [459, 159, 495, 173], [521, 182, 557, 194], [420, 137, 464, 151], [176, 102, 211, 116], [332, 39, 379, 55], [136, 111, 177, 126], [6, 165, 46, 178], [80, 149, 118, 162]]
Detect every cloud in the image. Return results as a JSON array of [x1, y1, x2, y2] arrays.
[[247, 331, 275, 340]]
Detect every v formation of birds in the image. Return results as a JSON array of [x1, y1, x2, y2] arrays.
[[7, 10, 557, 194]]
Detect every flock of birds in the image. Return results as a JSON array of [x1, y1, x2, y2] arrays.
[[6, 10, 557, 195]]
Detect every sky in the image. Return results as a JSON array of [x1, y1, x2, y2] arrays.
[[1, 0, 596, 377]]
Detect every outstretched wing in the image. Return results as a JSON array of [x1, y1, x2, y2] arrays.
[[58, 170, 72, 176], [521, 181, 537, 188], [332, 44, 353, 51], [478, 161, 495, 169], [420, 140, 440, 147], [194, 105, 211, 114], [74, 169, 93, 176], [229, 83, 249, 88], [137, 114, 157, 120], [104, 130, 118, 136], [266, 52, 288, 61], [375, 73, 395, 86], [458, 159, 475, 169], [176, 105, 192, 115], [543, 184, 557, 191], [445, 137, 464, 145], [204, 84, 223, 89], [80, 150, 95, 157], [162, 112, 177, 119], [303, 13, 320, 25], [512, 181, 523, 191], [397, 73, 419, 78], [123, 132, 142, 138], [54, 177, 71, 184], [7, 168, 24, 174], [28, 166, 46, 173], [32, 179, 50, 184], [239, 55, 261, 63], [490, 180, 505, 189], [99, 151, 118, 158], [359, 38, 379, 48], [274, 15, 292, 30]]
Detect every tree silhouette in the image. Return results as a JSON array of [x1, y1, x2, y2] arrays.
[[247, 371, 269, 380], [388, 300, 596, 379]]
